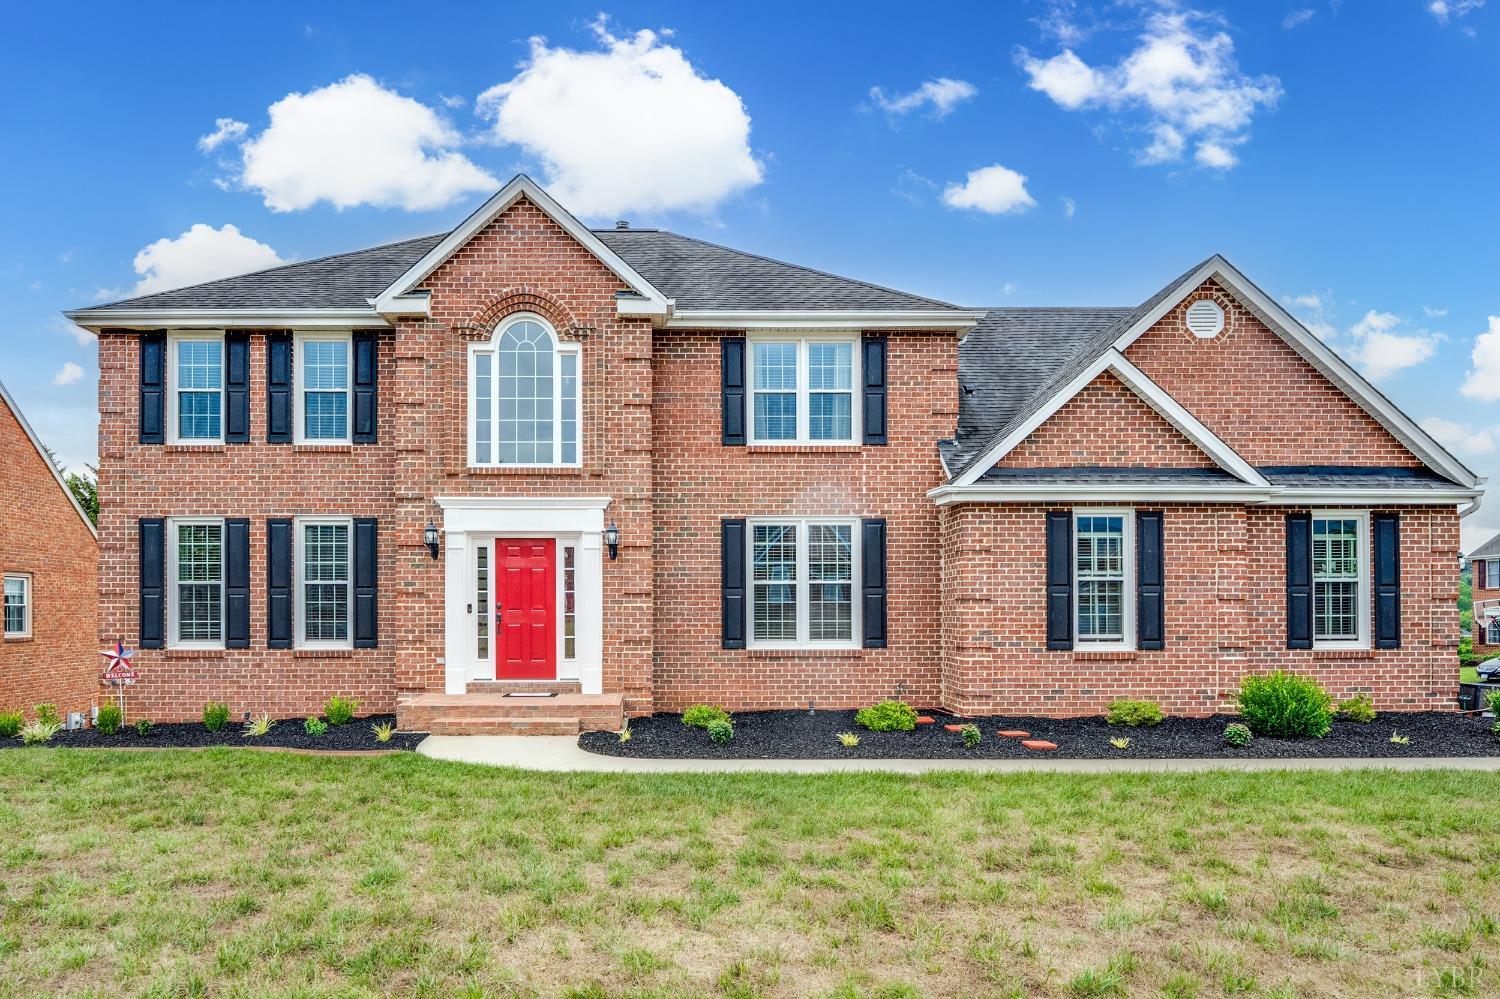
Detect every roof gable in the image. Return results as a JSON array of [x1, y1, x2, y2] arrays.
[[0, 380, 97, 538]]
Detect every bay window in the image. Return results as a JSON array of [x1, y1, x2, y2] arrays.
[[750, 336, 857, 444], [469, 314, 580, 467], [748, 519, 858, 647]]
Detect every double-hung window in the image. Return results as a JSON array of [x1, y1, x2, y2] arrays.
[[1074, 511, 1134, 650], [168, 519, 224, 648], [3, 573, 30, 638], [296, 334, 351, 443], [748, 518, 858, 648], [296, 517, 353, 649], [1312, 512, 1368, 648], [469, 314, 580, 467], [169, 336, 224, 443], [750, 336, 858, 444]]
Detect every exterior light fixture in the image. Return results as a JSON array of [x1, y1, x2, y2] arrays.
[[603, 521, 620, 561], [424, 521, 440, 560]]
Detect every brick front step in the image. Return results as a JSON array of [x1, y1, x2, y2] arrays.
[[398, 691, 624, 736], [423, 716, 585, 736], [466, 680, 583, 696]]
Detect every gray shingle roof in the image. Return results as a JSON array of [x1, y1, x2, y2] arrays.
[[1470, 532, 1500, 560], [1258, 466, 1460, 489], [975, 466, 1237, 485]]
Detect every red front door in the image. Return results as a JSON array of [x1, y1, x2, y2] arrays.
[[495, 539, 556, 679]]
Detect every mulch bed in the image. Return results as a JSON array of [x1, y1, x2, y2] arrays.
[[579, 709, 1500, 760], [0, 714, 424, 753]]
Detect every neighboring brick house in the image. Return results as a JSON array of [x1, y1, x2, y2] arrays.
[[66, 175, 1485, 731], [0, 379, 99, 719], [1469, 532, 1500, 651]]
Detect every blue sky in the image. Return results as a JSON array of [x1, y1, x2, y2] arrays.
[[5, 0, 1499, 544]]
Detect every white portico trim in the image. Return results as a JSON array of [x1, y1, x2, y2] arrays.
[[435, 496, 611, 696]]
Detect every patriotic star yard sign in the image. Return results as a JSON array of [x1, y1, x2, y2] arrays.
[[100, 640, 138, 685]]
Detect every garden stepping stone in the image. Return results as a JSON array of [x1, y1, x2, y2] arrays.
[[915, 716, 935, 725], [1021, 739, 1058, 751], [943, 724, 964, 732], [997, 730, 1030, 738]]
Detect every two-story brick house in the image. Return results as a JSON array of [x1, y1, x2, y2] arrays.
[[66, 175, 1484, 732], [1469, 532, 1500, 653]]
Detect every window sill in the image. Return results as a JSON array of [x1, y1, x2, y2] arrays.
[[746, 444, 862, 454], [3, 635, 33, 643], [164, 648, 227, 659], [1073, 650, 1138, 661], [1313, 648, 1375, 659], [465, 465, 585, 476], [294, 444, 353, 453], [165, 444, 226, 453], [746, 647, 865, 659], [293, 648, 355, 658]]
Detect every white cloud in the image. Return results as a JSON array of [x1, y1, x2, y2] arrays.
[[1020, 9, 1281, 169], [869, 78, 978, 118], [941, 164, 1037, 215], [1344, 309, 1440, 381], [230, 74, 498, 212], [476, 18, 762, 217], [197, 117, 248, 152], [1288, 292, 1323, 310], [1061, 195, 1077, 218], [52, 317, 93, 348], [57, 250, 73, 264], [438, 94, 466, 109], [129, 224, 284, 297], [1424, 305, 1449, 318], [1462, 316, 1500, 401], [1282, 8, 1316, 29], [1428, 1, 1484, 24], [52, 362, 85, 386], [1421, 416, 1498, 456]]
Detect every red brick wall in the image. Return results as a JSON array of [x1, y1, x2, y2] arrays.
[[0, 395, 98, 719]]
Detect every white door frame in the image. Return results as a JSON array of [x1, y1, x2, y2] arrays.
[[436, 496, 609, 695]]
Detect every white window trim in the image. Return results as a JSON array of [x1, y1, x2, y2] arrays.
[[745, 516, 861, 650], [1487, 619, 1500, 644], [166, 517, 226, 650], [1073, 507, 1136, 653], [1310, 509, 1371, 651], [3, 572, 31, 639], [167, 333, 226, 445], [293, 332, 353, 445], [294, 515, 355, 651], [747, 332, 862, 446], [467, 312, 582, 469]]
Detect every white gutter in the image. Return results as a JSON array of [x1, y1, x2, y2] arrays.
[[665, 308, 986, 331], [928, 482, 1484, 507], [65, 308, 386, 331]]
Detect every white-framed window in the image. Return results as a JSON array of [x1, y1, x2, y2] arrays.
[[1074, 509, 1134, 651], [3, 573, 31, 638], [468, 313, 580, 467], [749, 335, 859, 445], [168, 334, 225, 443], [1487, 619, 1500, 645], [295, 517, 353, 650], [295, 333, 352, 443], [747, 518, 859, 648], [562, 543, 578, 660], [167, 518, 225, 648], [1312, 510, 1369, 649]]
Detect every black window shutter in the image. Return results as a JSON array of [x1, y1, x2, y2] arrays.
[[225, 518, 250, 648], [1286, 513, 1313, 649], [1136, 510, 1165, 650], [1046, 510, 1073, 650], [861, 518, 887, 648], [721, 337, 746, 446], [353, 517, 378, 648], [353, 332, 378, 443], [1478, 559, 1488, 590], [1374, 512, 1401, 649], [721, 518, 746, 648], [266, 518, 293, 648], [138, 518, 165, 649], [862, 333, 888, 446], [139, 333, 165, 444], [266, 333, 293, 443], [224, 333, 250, 443]]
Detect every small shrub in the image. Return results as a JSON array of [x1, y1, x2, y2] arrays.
[[304, 717, 328, 737], [323, 696, 359, 726], [134, 719, 153, 737], [617, 724, 632, 743], [0, 710, 23, 738], [1236, 671, 1333, 738], [243, 714, 274, 738], [33, 703, 61, 727], [1390, 730, 1411, 746], [21, 720, 61, 745], [1106, 699, 1164, 727], [960, 723, 982, 749], [1223, 723, 1253, 747], [855, 699, 918, 732], [371, 721, 396, 743], [1488, 691, 1500, 737], [706, 718, 734, 743], [1109, 736, 1131, 750], [203, 701, 230, 732], [681, 704, 730, 729], [1337, 695, 1376, 724], [836, 731, 860, 747], [95, 703, 123, 735]]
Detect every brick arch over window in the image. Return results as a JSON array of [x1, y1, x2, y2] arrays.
[[454, 290, 585, 343]]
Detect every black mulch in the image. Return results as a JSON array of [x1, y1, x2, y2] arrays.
[[0, 714, 423, 753], [579, 709, 1500, 760]]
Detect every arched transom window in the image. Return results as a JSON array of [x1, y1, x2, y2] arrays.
[[470, 314, 580, 466]]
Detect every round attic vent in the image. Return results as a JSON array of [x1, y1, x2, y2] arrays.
[[1185, 299, 1225, 338]]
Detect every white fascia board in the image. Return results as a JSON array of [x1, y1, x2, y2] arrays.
[[1107, 255, 1481, 489], [951, 348, 1266, 489], [929, 483, 1271, 505], [616, 296, 673, 318], [65, 308, 385, 331], [1264, 488, 1483, 506], [373, 174, 669, 316], [0, 378, 97, 538], [665, 309, 985, 331]]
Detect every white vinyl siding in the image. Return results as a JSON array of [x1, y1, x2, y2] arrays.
[[748, 518, 858, 648], [3, 573, 31, 638], [749, 336, 858, 445]]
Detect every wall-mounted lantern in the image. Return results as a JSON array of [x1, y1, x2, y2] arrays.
[[603, 521, 620, 561], [424, 521, 440, 560]]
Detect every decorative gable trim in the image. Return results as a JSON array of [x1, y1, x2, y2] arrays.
[[0, 378, 97, 538], [373, 174, 671, 320]]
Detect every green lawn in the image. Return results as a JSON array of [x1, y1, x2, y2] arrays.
[[1462, 666, 1480, 685], [1, 751, 1498, 998]]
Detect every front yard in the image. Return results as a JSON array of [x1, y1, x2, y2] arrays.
[[1, 752, 1497, 998]]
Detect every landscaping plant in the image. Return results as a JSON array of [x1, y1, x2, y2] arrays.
[[1390, 731, 1411, 745], [304, 717, 328, 737], [323, 696, 359, 726], [960, 723, 981, 749], [1223, 723, 1253, 747], [706, 718, 734, 743], [1235, 671, 1333, 738], [1337, 695, 1376, 723], [1109, 737, 1131, 750], [95, 703, 123, 735], [33, 703, 60, 727], [134, 719, 152, 737], [371, 721, 396, 743], [836, 731, 860, 747], [1106, 699, 1164, 727], [617, 724, 631, 744], [20, 720, 61, 745], [202, 701, 231, 733], [1489, 690, 1500, 737], [854, 699, 918, 732], [243, 714, 274, 738], [0, 710, 22, 738], [681, 704, 730, 729]]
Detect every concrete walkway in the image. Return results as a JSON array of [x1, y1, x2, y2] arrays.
[[416, 735, 1500, 774]]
